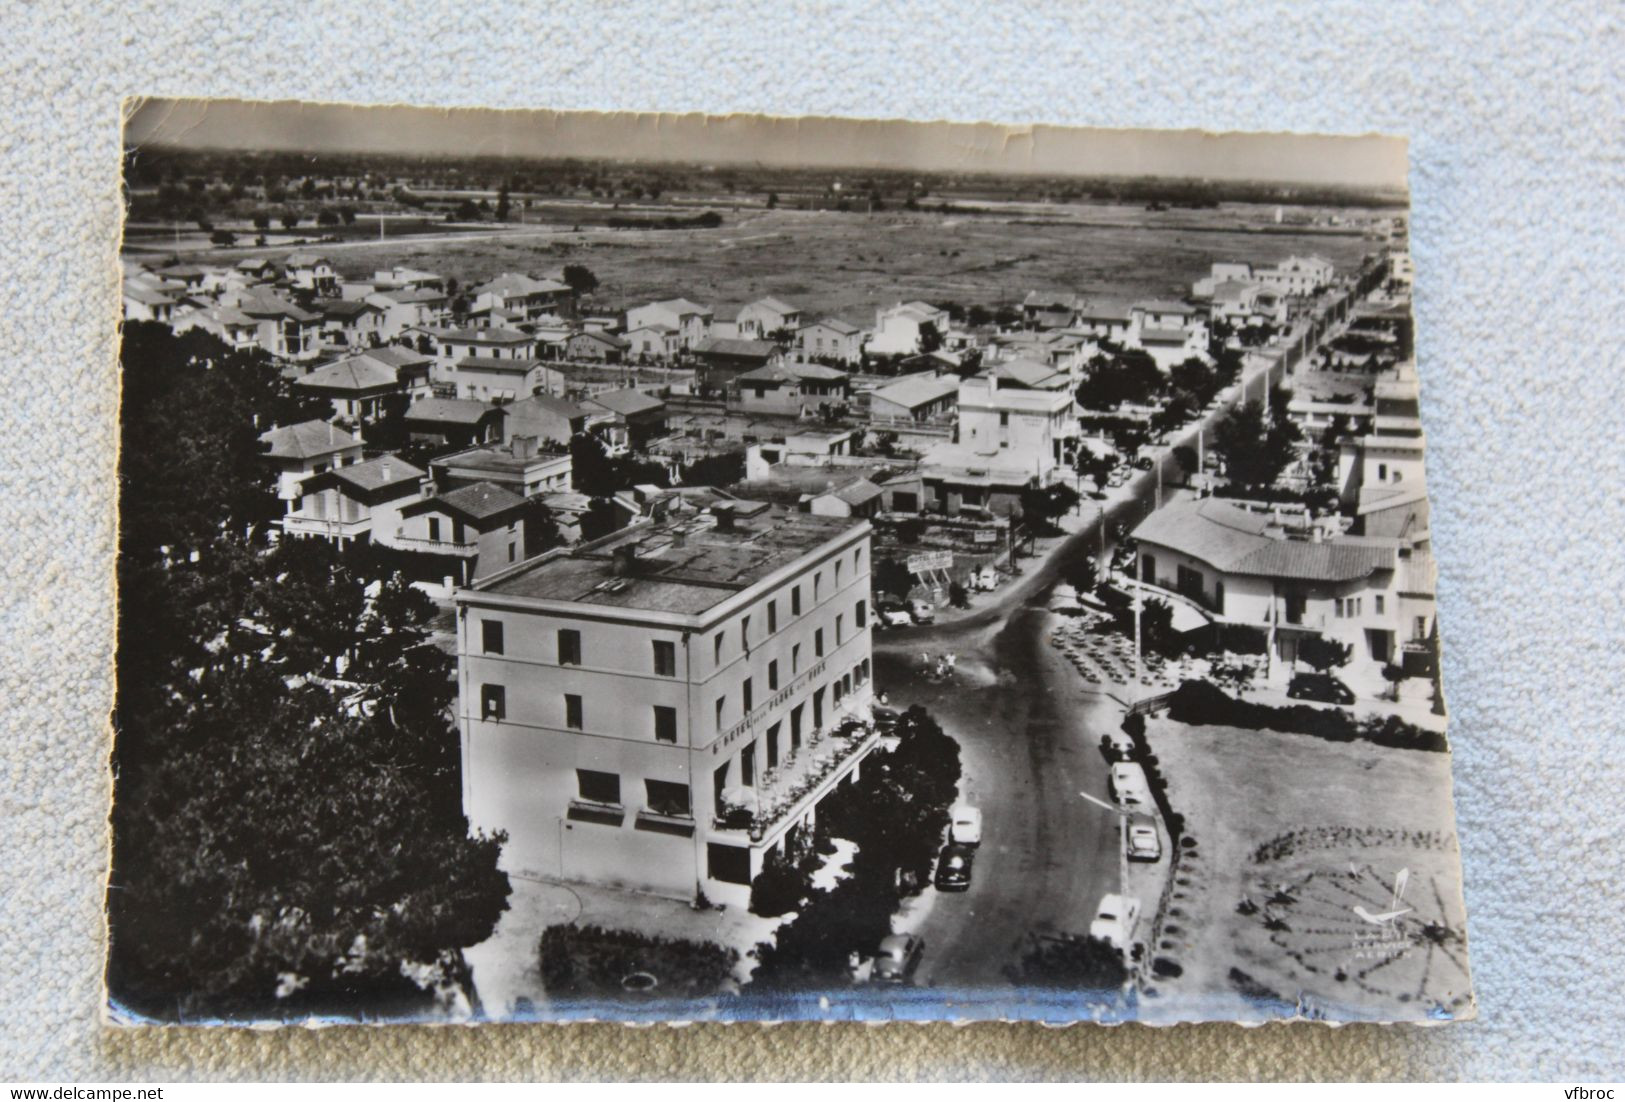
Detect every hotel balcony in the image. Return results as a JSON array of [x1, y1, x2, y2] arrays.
[[711, 692, 880, 846], [391, 534, 477, 556]]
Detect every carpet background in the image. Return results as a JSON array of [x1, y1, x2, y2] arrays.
[[2, 0, 1619, 1081]]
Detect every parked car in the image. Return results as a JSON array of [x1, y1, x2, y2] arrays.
[[871, 706, 901, 732], [934, 843, 975, 891], [877, 599, 913, 628], [1107, 468, 1129, 488], [1110, 762, 1152, 807], [1089, 893, 1142, 952], [949, 805, 983, 847], [1102, 731, 1137, 760], [1133, 455, 1153, 471], [972, 565, 999, 591], [909, 597, 936, 624], [1287, 672, 1356, 705], [872, 934, 925, 983], [1127, 817, 1162, 862]]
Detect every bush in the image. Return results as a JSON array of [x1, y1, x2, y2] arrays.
[[750, 848, 809, 917], [1018, 934, 1128, 992], [540, 924, 737, 999], [1165, 679, 1446, 752]]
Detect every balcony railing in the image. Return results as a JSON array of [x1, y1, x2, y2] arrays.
[[711, 695, 879, 843], [281, 514, 370, 540], [391, 534, 477, 555]]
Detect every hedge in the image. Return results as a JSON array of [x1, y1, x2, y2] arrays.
[[539, 924, 737, 998], [1165, 679, 1447, 753]]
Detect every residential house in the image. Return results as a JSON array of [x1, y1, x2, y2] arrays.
[[1209, 280, 1289, 328], [180, 289, 323, 361], [285, 252, 338, 296], [469, 272, 571, 323], [625, 298, 714, 349], [866, 373, 960, 423], [795, 318, 865, 365], [315, 298, 384, 351], [367, 287, 452, 340], [1074, 304, 1134, 344], [693, 337, 782, 387], [396, 482, 532, 584], [954, 374, 1079, 475], [567, 329, 629, 364], [1129, 301, 1210, 370], [122, 282, 179, 324], [431, 436, 575, 498], [360, 344, 436, 399], [867, 301, 950, 357], [624, 324, 681, 361], [403, 397, 507, 449], [395, 483, 533, 584], [294, 354, 406, 425], [447, 356, 551, 403], [984, 357, 1071, 391], [258, 419, 365, 510], [281, 455, 426, 546], [502, 394, 590, 448], [453, 502, 877, 905], [807, 478, 883, 520], [582, 388, 668, 452], [1337, 361, 1429, 538], [729, 360, 851, 418], [1130, 496, 1433, 668], [1256, 255, 1335, 296], [1022, 291, 1084, 330], [736, 297, 803, 339]]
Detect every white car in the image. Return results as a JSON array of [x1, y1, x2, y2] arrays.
[[949, 805, 983, 847], [1110, 762, 1152, 806], [878, 602, 912, 628], [1127, 819, 1162, 862], [1089, 893, 1142, 952]]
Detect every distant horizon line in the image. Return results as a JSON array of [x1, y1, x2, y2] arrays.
[[126, 141, 1410, 197], [124, 99, 1409, 193]]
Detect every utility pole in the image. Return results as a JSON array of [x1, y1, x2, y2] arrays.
[[1132, 566, 1144, 705]]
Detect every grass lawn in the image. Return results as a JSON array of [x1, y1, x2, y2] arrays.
[[1141, 715, 1472, 1022]]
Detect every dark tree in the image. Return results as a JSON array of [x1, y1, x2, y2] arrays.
[[1297, 635, 1353, 674], [560, 264, 598, 299], [917, 321, 943, 354], [280, 212, 300, 231]]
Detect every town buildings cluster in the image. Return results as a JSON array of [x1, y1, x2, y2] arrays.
[[122, 234, 1422, 904]]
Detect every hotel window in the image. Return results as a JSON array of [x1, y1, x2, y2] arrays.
[[508, 542, 516, 563], [741, 615, 751, 649], [768, 601, 778, 633], [427, 517, 441, 542], [854, 547, 862, 570], [564, 694, 583, 730], [768, 659, 779, 691], [715, 695, 726, 731], [652, 640, 676, 677], [835, 561, 843, 586], [836, 614, 844, 644], [653, 706, 677, 744], [792, 642, 802, 673], [855, 599, 867, 629], [479, 684, 505, 721], [814, 572, 822, 600], [714, 632, 724, 665], [576, 769, 620, 806], [481, 619, 504, 655], [1374, 595, 1386, 615], [742, 677, 753, 713], [645, 779, 690, 818], [557, 629, 581, 666], [815, 628, 825, 658]]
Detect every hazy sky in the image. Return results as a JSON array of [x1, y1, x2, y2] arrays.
[[124, 98, 1408, 191]]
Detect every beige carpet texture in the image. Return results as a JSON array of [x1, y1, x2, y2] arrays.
[[3, 0, 1620, 1081]]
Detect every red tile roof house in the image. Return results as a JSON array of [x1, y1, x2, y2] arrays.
[[728, 360, 851, 417], [468, 272, 571, 322], [624, 297, 714, 349], [395, 482, 533, 584], [315, 298, 384, 352], [258, 419, 366, 510], [795, 317, 865, 365], [566, 329, 630, 364], [1129, 496, 1434, 673], [281, 455, 427, 547], [736, 296, 803, 339], [284, 252, 338, 296], [293, 354, 407, 427], [366, 286, 452, 341]]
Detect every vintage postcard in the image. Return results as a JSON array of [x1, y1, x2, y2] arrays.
[[108, 98, 1471, 1026]]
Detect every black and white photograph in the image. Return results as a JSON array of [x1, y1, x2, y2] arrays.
[[108, 98, 1472, 1027]]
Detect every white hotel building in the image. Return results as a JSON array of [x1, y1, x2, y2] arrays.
[[454, 501, 878, 907]]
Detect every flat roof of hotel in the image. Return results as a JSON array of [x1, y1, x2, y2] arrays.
[[472, 505, 863, 617]]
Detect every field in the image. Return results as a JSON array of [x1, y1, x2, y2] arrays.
[[135, 197, 1385, 324], [1140, 716, 1472, 1023]]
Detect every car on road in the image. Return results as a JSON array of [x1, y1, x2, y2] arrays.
[[871, 706, 901, 733], [949, 805, 983, 847], [1133, 455, 1153, 471], [1110, 762, 1152, 807], [972, 565, 999, 591], [934, 843, 975, 891], [1089, 893, 1142, 952], [872, 934, 924, 983], [1102, 731, 1137, 760], [877, 599, 913, 628], [909, 597, 936, 624], [1107, 468, 1129, 488], [1127, 817, 1162, 862], [1287, 672, 1356, 705]]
